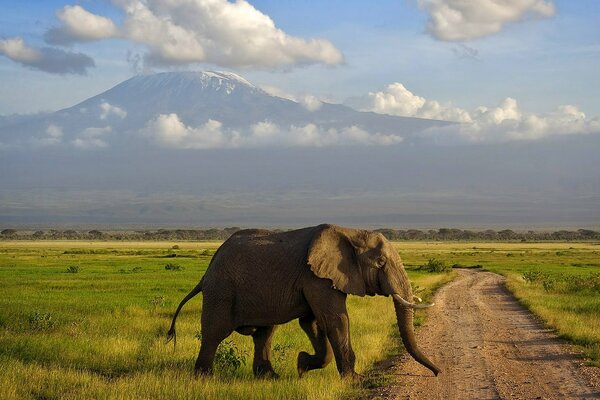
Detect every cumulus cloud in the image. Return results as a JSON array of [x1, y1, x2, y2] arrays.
[[355, 83, 600, 143], [418, 0, 556, 41], [72, 126, 111, 149], [356, 82, 472, 122], [0, 37, 94, 75], [445, 99, 600, 143], [45, 5, 119, 44], [142, 114, 402, 149], [99, 102, 127, 120], [30, 124, 64, 146], [45, 0, 343, 69]]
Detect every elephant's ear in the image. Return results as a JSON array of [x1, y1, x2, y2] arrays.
[[307, 225, 366, 296]]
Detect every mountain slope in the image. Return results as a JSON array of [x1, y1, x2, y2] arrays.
[[0, 71, 449, 148]]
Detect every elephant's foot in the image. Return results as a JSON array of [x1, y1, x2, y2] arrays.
[[297, 351, 310, 378], [253, 363, 279, 379]]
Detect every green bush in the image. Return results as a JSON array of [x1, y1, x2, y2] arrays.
[[66, 265, 80, 273], [164, 263, 183, 271], [28, 311, 55, 331], [214, 340, 247, 374], [423, 258, 449, 273]]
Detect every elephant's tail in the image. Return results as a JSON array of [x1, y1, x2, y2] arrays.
[[166, 277, 204, 350]]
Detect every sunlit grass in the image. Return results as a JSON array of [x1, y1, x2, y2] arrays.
[[0, 241, 452, 399], [2, 239, 597, 398]]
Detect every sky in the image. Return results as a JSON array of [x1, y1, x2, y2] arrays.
[[0, 0, 599, 121], [1, 0, 599, 228]]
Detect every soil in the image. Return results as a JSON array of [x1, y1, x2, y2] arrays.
[[371, 269, 600, 400]]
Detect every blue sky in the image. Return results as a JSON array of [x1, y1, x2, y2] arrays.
[[0, 0, 599, 120]]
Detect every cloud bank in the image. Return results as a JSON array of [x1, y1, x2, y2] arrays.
[[356, 83, 600, 143], [142, 114, 402, 149], [418, 0, 556, 41], [46, 0, 343, 69], [0, 37, 94, 75]]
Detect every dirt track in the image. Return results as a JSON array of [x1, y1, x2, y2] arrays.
[[376, 269, 599, 400]]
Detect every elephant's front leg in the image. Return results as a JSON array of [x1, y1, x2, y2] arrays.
[[304, 285, 358, 378], [251, 326, 279, 378]]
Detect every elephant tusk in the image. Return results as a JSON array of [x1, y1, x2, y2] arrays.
[[393, 294, 434, 309], [413, 295, 423, 303]]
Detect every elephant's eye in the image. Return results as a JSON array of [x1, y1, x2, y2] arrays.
[[376, 256, 387, 268]]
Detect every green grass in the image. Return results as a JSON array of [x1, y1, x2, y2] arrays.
[[0, 241, 453, 400], [2, 240, 597, 399]]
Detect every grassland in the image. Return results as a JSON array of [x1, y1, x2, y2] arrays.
[[0, 240, 454, 400], [0, 240, 597, 399]]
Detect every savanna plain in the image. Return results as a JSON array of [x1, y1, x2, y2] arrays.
[[0, 239, 598, 399]]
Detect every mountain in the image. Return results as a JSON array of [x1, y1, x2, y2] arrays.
[[0, 71, 599, 228], [0, 71, 448, 148]]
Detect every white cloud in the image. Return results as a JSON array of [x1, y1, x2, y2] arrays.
[[356, 83, 600, 143], [452, 100, 600, 142], [30, 124, 64, 146], [261, 85, 324, 111], [299, 95, 323, 112], [45, 0, 343, 69], [99, 102, 127, 120], [359, 82, 472, 122], [418, 0, 556, 41], [72, 126, 111, 149], [0, 37, 39, 62], [0, 37, 94, 75], [142, 114, 403, 149], [46, 5, 119, 44]]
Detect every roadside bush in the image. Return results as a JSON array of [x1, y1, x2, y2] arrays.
[[422, 258, 449, 273], [523, 271, 600, 294], [522, 270, 547, 283]]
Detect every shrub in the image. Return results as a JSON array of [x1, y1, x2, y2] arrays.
[[28, 311, 55, 331], [423, 258, 449, 273], [164, 263, 183, 271], [150, 296, 165, 313], [272, 343, 293, 364], [66, 265, 80, 273], [522, 270, 547, 283], [214, 340, 247, 374], [172, 245, 180, 249]]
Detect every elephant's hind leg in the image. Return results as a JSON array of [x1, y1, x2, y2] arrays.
[[297, 315, 333, 377], [194, 304, 234, 376], [251, 326, 279, 378]]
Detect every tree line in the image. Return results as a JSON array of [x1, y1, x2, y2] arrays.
[[1, 227, 599, 241]]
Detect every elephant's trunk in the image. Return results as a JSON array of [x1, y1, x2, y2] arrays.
[[393, 298, 441, 376]]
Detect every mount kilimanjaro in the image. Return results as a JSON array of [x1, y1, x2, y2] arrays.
[[0, 71, 598, 228]]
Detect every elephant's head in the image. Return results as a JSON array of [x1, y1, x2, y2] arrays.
[[308, 224, 441, 376]]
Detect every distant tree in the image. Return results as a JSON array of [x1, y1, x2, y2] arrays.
[[1, 229, 17, 237]]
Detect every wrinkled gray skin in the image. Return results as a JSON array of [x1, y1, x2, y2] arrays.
[[167, 224, 440, 379]]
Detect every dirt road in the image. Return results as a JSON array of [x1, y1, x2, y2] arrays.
[[377, 269, 599, 400]]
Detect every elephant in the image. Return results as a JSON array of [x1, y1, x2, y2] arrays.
[[167, 224, 440, 379]]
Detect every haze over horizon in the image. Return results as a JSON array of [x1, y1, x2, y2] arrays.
[[1, 1, 599, 229]]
